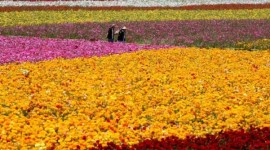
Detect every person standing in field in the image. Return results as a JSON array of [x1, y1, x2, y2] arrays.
[[107, 24, 116, 42], [117, 26, 127, 43]]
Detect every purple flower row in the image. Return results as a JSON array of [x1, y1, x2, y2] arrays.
[[0, 35, 175, 65], [1, 20, 269, 48]]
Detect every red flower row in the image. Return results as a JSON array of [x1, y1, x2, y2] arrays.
[[0, 4, 270, 12], [91, 127, 270, 150]]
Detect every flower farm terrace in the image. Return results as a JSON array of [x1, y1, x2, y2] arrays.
[[0, 0, 270, 149]]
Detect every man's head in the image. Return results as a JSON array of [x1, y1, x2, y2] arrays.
[[111, 24, 116, 28]]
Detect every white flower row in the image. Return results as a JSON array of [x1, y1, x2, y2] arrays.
[[0, 0, 269, 7]]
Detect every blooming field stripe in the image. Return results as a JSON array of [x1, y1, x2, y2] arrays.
[[94, 127, 270, 149], [0, 48, 269, 149], [1, 20, 269, 48], [0, 9, 270, 27], [0, 36, 174, 65], [0, 0, 269, 7], [1, 4, 270, 12], [237, 39, 270, 50]]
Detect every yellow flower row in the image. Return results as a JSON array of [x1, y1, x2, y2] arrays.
[[0, 48, 270, 149], [0, 9, 269, 27]]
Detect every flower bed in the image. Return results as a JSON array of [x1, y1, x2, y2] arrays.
[[0, 0, 269, 7], [0, 47, 270, 149], [236, 39, 270, 50], [1, 4, 270, 12], [11, 0, 115, 1], [1, 20, 269, 48], [0, 35, 174, 65], [95, 127, 270, 149], [0, 9, 269, 27]]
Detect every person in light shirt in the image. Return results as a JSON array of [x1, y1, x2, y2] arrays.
[[117, 26, 127, 43]]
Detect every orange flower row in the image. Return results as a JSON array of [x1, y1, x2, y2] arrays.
[[0, 47, 269, 149]]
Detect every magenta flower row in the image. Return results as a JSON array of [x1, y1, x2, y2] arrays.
[[0, 35, 175, 65]]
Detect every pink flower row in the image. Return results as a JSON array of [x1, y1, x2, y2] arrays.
[[0, 36, 176, 65]]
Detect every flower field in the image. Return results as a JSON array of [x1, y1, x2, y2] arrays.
[[0, 1, 270, 149]]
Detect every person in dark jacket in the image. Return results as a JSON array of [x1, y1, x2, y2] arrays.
[[117, 26, 127, 43], [107, 24, 116, 42]]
